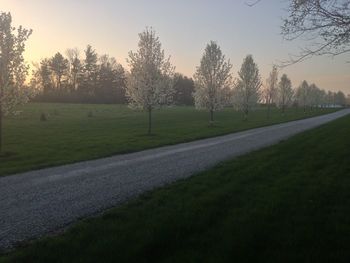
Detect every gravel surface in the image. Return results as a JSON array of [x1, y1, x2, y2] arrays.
[[1, 109, 349, 251]]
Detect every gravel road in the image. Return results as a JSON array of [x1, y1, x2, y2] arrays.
[[1, 109, 349, 250]]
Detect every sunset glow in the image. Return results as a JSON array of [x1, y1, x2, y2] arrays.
[[2, 0, 349, 93]]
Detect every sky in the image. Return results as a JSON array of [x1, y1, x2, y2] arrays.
[[1, 0, 349, 94]]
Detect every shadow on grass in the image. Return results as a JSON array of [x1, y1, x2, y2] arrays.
[[138, 133, 159, 137], [207, 121, 223, 128]]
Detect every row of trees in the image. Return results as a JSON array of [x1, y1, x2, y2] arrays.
[[193, 43, 348, 122], [29, 36, 348, 120], [125, 28, 348, 133], [262, 67, 348, 116], [26, 28, 349, 135]]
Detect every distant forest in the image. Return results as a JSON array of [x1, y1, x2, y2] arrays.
[[30, 45, 195, 105]]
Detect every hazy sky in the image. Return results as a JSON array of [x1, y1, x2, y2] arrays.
[[2, 0, 349, 93]]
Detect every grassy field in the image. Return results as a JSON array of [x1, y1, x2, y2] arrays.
[[0, 103, 337, 176], [1, 113, 349, 262]]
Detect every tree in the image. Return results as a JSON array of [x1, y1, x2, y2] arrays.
[[277, 74, 294, 113], [335, 90, 346, 106], [309, 83, 321, 109], [282, 0, 350, 64], [326, 90, 335, 107], [126, 28, 175, 134], [30, 47, 128, 104], [0, 12, 32, 153], [233, 55, 261, 119], [30, 58, 53, 94], [295, 80, 310, 111], [50, 52, 69, 91], [40, 59, 53, 93], [66, 48, 81, 92], [80, 45, 98, 95], [96, 54, 126, 103], [319, 89, 327, 108], [193, 41, 232, 122], [173, 73, 195, 106], [264, 66, 278, 118]]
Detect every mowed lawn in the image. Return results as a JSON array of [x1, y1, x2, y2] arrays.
[[1, 113, 349, 262], [1, 103, 337, 176]]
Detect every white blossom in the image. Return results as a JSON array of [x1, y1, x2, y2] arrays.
[[232, 55, 261, 118], [193, 41, 232, 122], [276, 74, 294, 112], [126, 27, 174, 134], [0, 12, 33, 116]]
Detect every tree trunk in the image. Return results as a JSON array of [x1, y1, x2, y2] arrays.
[[0, 103, 2, 153], [267, 104, 271, 119], [148, 107, 152, 135], [210, 110, 214, 122], [57, 76, 61, 91]]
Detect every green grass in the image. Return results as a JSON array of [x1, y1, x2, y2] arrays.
[[0, 103, 337, 176], [1, 114, 350, 263]]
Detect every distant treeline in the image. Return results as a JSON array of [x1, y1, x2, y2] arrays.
[[30, 44, 349, 108], [30, 45, 195, 105]]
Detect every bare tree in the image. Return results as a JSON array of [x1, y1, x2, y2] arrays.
[[0, 12, 32, 153], [232, 55, 262, 119], [193, 41, 232, 123], [282, 0, 350, 64], [126, 27, 175, 134], [247, 0, 350, 64]]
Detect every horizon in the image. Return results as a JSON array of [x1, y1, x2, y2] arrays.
[[2, 0, 350, 94]]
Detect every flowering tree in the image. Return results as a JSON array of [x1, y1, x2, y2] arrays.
[[295, 80, 310, 112], [232, 55, 261, 119], [277, 74, 293, 113], [193, 41, 232, 122], [0, 12, 32, 153], [263, 66, 278, 118], [126, 28, 174, 134], [309, 83, 322, 109]]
